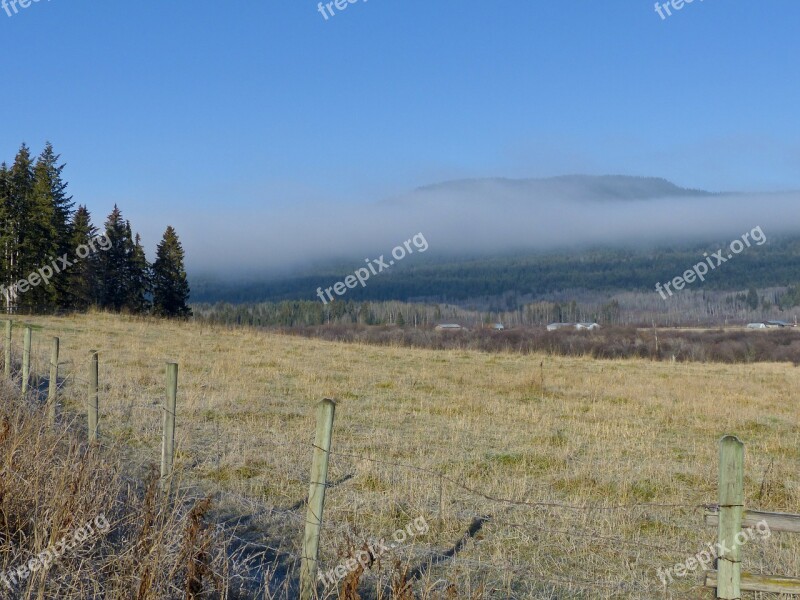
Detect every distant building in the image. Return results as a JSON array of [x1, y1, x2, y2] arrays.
[[746, 322, 767, 329], [435, 324, 466, 331], [547, 322, 600, 332], [766, 320, 791, 328], [492, 323, 505, 331]]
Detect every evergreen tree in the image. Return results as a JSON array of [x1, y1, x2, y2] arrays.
[[36, 143, 74, 307], [24, 154, 62, 310], [97, 205, 131, 311], [125, 231, 151, 313], [6, 145, 42, 312], [2, 147, 32, 310], [0, 163, 10, 308], [152, 226, 191, 317], [64, 206, 98, 310], [746, 286, 759, 311], [0, 144, 188, 316]]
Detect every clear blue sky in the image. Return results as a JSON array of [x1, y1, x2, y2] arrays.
[[2, 0, 799, 256]]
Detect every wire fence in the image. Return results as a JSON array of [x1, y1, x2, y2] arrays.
[[2, 322, 798, 599]]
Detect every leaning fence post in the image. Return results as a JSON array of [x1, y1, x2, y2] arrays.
[[300, 398, 336, 600], [88, 350, 99, 442], [21, 326, 31, 395], [160, 362, 178, 494], [716, 435, 744, 599], [4, 320, 11, 379], [47, 337, 59, 426]]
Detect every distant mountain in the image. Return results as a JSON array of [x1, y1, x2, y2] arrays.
[[409, 175, 716, 203], [187, 174, 800, 305]]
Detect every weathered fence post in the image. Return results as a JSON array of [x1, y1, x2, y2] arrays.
[[21, 326, 31, 395], [716, 435, 744, 599], [300, 398, 336, 600], [47, 337, 59, 426], [160, 362, 178, 494], [88, 350, 99, 442], [4, 320, 11, 379]]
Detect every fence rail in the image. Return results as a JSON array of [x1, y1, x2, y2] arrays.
[[704, 435, 800, 597]]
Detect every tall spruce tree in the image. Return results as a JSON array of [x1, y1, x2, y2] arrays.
[[25, 153, 63, 310], [36, 143, 74, 308], [0, 162, 10, 309], [152, 226, 191, 317], [7, 144, 45, 312], [2, 147, 30, 311], [125, 228, 151, 313], [64, 205, 98, 310], [97, 205, 131, 311]]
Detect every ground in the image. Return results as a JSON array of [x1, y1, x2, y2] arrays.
[[10, 312, 800, 599]]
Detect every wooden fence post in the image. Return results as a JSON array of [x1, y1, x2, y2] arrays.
[[300, 398, 336, 600], [88, 350, 99, 442], [4, 320, 11, 379], [21, 326, 31, 395], [716, 435, 744, 599], [47, 337, 59, 426], [160, 362, 178, 494]]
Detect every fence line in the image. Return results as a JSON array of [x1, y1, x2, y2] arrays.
[[4, 318, 797, 599]]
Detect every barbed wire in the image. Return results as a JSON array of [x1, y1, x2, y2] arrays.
[[320, 445, 706, 512]]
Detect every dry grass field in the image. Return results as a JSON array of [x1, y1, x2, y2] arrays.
[[8, 311, 800, 599]]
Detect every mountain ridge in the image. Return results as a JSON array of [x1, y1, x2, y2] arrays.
[[412, 174, 717, 201]]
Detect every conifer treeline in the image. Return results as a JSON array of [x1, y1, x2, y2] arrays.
[[0, 143, 191, 316]]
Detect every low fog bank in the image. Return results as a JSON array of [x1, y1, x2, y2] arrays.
[[180, 176, 800, 280]]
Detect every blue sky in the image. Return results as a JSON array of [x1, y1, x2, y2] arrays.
[[1, 0, 799, 269]]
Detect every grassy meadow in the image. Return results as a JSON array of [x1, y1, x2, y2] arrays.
[[8, 312, 800, 599]]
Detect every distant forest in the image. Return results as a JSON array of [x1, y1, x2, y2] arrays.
[[191, 301, 800, 365], [192, 283, 800, 330], [0, 143, 190, 316], [191, 236, 800, 311]]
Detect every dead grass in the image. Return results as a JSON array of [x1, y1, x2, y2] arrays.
[[6, 311, 800, 599], [0, 380, 251, 599]]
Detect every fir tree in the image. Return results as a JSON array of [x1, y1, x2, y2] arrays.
[[152, 226, 191, 317], [0, 163, 10, 307], [65, 205, 98, 310], [97, 205, 131, 311], [6, 145, 42, 312], [25, 154, 62, 310], [747, 286, 759, 311], [36, 143, 74, 307], [125, 230, 151, 313]]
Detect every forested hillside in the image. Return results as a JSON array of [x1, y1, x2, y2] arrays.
[[191, 236, 800, 308]]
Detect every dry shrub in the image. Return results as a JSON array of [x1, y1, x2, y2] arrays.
[[285, 324, 800, 364], [0, 382, 238, 599], [389, 562, 415, 600], [181, 497, 220, 599]]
